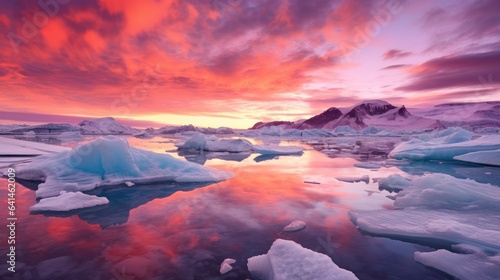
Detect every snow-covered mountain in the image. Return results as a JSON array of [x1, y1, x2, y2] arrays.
[[78, 117, 139, 135], [411, 101, 500, 130], [251, 100, 445, 131]]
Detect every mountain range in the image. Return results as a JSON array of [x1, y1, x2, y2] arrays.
[[251, 100, 500, 131]]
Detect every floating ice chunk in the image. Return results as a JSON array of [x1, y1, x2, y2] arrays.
[[378, 174, 412, 192], [220, 258, 236, 275], [16, 136, 233, 198], [283, 220, 306, 232], [30, 191, 109, 212], [125, 181, 135, 187], [354, 162, 384, 169], [253, 145, 305, 155], [349, 209, 500, 251], [414, 246, 500, 280], [394, 174, 500, 210], [24, 131, 36, 137], [176, 132, 252, 152], [0, 136, 70, 156], [336, 175, 370, 184], [454, 149, 500, 167], [247, 239, 358, 280], [350, 174, 500, 252], [389, 128, 500, 161]]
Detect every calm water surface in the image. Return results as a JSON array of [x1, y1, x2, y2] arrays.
[[1, 135, 498, 280]]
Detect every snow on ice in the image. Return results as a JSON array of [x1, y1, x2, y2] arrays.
[[16, 136, 233, 199], [247, 239, 358, 280]]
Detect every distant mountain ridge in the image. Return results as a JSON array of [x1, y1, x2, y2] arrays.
[[250, 100, 461, 131]]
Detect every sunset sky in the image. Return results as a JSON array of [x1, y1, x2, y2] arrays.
[[0, 0, 499, 128]]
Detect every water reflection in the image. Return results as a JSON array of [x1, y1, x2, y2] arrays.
[[0, 137, 456, 280], [32, 182, 212, 229]]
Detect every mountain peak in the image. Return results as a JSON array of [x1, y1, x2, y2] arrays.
[[298, 107, 343, 129]]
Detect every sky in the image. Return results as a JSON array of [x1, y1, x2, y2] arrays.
[[0, 0, 499, 128]]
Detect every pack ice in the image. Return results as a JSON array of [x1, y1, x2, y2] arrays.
[[247, 239, 358, 280], [16, 136, 233, 199], [350, 173, 500, 279], [389, 127, 500, 161], [175, 132, 253, 152]]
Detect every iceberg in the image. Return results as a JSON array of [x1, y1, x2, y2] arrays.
[[247, 239, 358, 280], [389, 127, 500, 161], [30, 191, 109, 212], [454, 149, 500, 167], [253, 145, 305, 155], [78, 117, 139, 135], [16, 136, 233, 198], [176, 132, 253, 153], [414, 245, 500, 280], [350, 174, 500, 252]]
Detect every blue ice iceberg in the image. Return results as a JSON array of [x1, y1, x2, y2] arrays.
[[17, 136, 233, 198]]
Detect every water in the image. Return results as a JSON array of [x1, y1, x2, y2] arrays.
[[1, 135, 498, 279]]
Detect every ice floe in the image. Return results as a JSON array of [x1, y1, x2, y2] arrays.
[[350, 174, 500, 252], [389, 127, 500, 161], [454, 149, 500, 167], [336, 175, 370, 184], [283, 220, 306, 232], [253, 145, 305, 155], [16, 136, 233, 198], [377, 174, 412, 192], [414, 245, 500, 280], [219, 258, 236, 275], [78, 117, 139, 135], [176, 132, 253, 152], [30, 191, 109, 212], [247, 239, 358, 280], [0, 136, 70, 156]]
